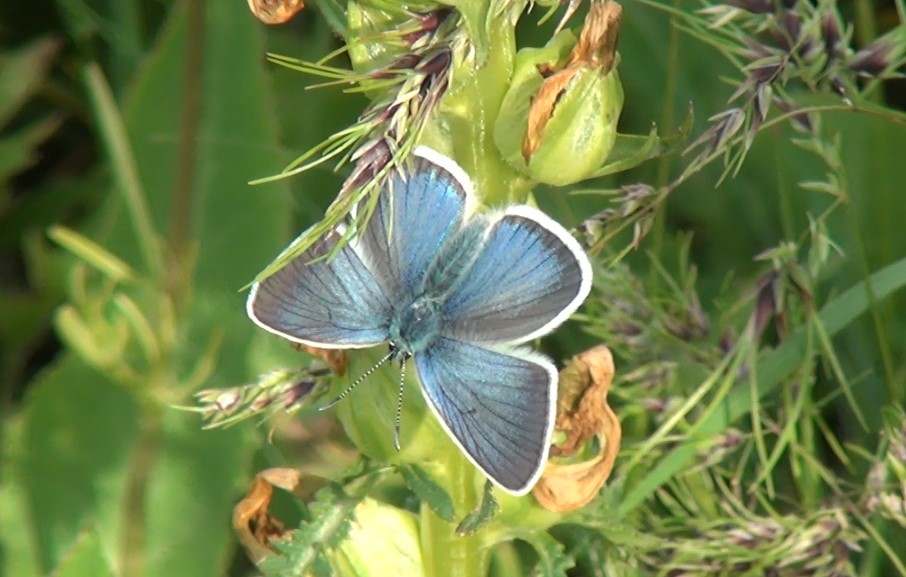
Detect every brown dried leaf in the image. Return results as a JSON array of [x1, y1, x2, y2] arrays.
[[247, 0, 304, 25], [293, 343, 349, 375], [233, 468, 329, 563], [567, 0, 622, 71], [522, 1, 623, 162], [533, 345, 622, 512]]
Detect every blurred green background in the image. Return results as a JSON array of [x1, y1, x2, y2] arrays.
[[1, 0, 904, 576]]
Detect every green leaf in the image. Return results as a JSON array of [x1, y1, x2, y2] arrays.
[[7, 3, 297, 577], [47, 225, 135, 283], [400, 464, 456, 522], [0, 117, 61, 185], [53, 528, 116, 577], [0, 37, 59, 127], [313, 0, 347, 38], [120, 4, 294, 290], [455, 480, 499, 536], [115, 4, 295, 576], [589, 105, 694, 178], [53, 0, 100, 48], [143, 410, 256, 577], [0, 418, 43, 577], [16, 357, 139, 574]]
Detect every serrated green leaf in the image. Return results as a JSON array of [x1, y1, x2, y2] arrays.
[[261, 483, 363, 577], [516, 530, 574, 577], [400, 464, 456, 522], [455, 480, 499, 536]]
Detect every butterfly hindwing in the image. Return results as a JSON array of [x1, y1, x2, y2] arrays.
[[415, 337, 556, 495], [247, 229, 393, 348], [441, 206, 592, 344]]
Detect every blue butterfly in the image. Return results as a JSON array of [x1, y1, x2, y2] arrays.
[[247, 147, 592, 495]]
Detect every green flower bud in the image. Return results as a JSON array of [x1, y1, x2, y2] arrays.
[[328, 498, 423, 576], [494, 2, 625, 186]]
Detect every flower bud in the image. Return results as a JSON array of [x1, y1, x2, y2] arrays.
[[329, 498, 423, 576], [494, 1, 625, 186]]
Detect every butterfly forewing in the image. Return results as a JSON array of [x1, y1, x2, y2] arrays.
[[247, 229, 393, 348], [440, 207, 592, 345], [414, 337, 556, 495], [358, 150, 469, 298]]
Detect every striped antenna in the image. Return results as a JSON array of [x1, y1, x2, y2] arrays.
[[393, 359, 407, 451], [319, 349, 394, 410]]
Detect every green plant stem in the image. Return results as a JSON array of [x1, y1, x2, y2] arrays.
[[120, 405, 163, 577], [83, 63, 163, 277], [166, 0, 206, 312], [416, 13, 522, 577], [853, 0, 878, 49], [421, 450, 486, 577], [444, 14, 528, 207], [649, 0, 682, 285]]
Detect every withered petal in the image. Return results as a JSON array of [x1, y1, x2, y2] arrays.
[[534, 345, 622, 512], [233, 468, 329, 563], [247, 0, 304, 25]]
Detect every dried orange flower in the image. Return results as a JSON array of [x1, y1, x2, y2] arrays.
[[533, 345, 622, 512]]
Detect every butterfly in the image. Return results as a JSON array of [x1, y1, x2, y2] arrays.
[[247, 147, 592, 495]]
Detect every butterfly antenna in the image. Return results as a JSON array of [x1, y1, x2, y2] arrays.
[[320, 349, 394, 410], [393, 358, 407, 451]]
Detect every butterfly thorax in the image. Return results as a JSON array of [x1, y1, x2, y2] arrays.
[[388, 295, 442, 358]]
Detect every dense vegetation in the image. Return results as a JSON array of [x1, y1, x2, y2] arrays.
[[1, 0, 904, 576]]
